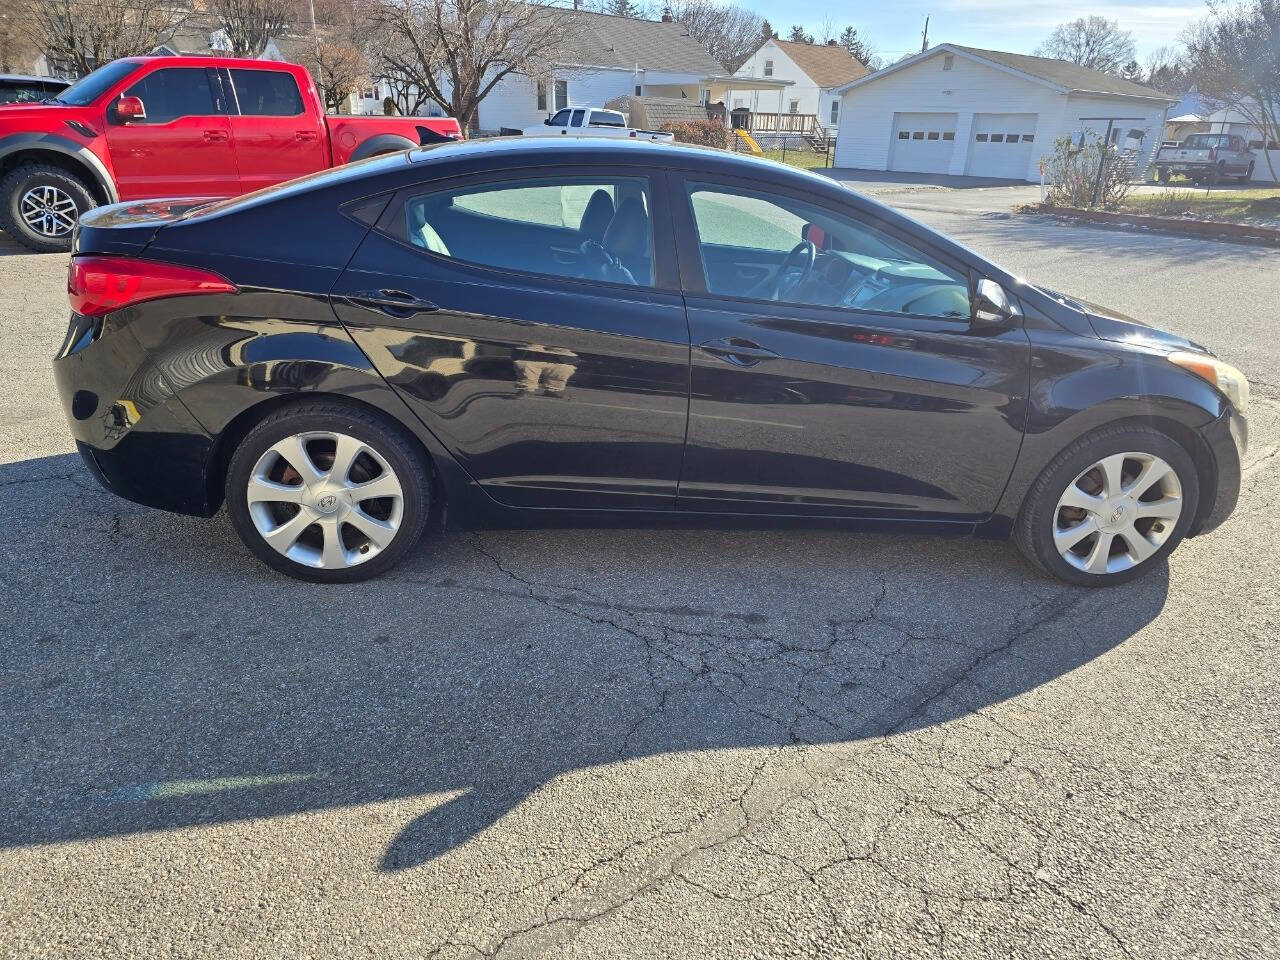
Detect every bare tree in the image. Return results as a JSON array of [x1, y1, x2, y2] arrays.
[[1035, 16, 1136, 74], [366, 0, 576, 133], [0, 5, 38, 73], [667, 1, 764, 72], [1143, 44, 1189, 94], [208, 0, 298, 57], [309, 41, 368, 111], [1183, 0, 1279, 182], [17, 0, 191, 76]]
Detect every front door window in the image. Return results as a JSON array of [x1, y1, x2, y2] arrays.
[[685, 182, 970, 320]]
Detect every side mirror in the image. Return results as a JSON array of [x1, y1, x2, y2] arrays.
[[543, 117, 552, 125], [116, 96, 146, 123], [972, 278, 1019, 326]]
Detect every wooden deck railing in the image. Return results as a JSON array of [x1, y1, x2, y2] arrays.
[[744, 112, 820, 135]]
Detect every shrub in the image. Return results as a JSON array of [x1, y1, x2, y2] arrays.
[[659, 118, 728, 149], [1042, 134, 1136, 210]]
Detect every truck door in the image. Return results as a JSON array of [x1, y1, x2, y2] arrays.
[[222, 68, 328, 192], [105, 66, 238, 200]]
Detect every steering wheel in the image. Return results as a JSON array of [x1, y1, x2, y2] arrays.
[[759, 240, 816, 300]]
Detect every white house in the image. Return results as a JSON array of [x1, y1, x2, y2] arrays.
[[727, 38, 869, 134], [354, 9, 744, 132], [830, 44, 1176, 182]]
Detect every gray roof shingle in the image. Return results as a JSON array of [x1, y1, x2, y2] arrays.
[[950, 45, 1173, 100], [549, 10, 722, 75]]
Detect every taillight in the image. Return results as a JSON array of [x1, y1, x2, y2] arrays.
[[67, 256, 236, 317]]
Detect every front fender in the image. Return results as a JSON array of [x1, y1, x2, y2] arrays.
[[983, 335, 1229, 534], [0, 131, 117, 203]]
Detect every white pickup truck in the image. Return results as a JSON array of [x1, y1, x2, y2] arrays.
[[522, 107, 675, 143], [1154, 133, 1256, 184]]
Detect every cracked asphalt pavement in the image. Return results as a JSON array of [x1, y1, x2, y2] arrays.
[[2, 200, 1278, 958]]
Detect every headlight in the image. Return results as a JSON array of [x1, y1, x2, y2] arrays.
[[1168, 351, 1250, 412]]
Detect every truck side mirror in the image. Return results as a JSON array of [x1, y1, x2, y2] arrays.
[[543, 117, 552, 125], [116, 96, 146, 123], [972, 278, 1020, 326]]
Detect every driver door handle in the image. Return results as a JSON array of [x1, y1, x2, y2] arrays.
[[699, 337, 779, 367]]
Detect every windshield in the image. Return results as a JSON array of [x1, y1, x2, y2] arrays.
[[53, 60, 138, 106], [1183, 134, 1230, 149]]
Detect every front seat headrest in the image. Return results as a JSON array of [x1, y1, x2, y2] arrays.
[[579, 189, 615, 244], [603, 197, 650, 263]]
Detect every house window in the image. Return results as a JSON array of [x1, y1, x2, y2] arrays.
[[898, 131, 910, 139], [635, 84, 642, 95], [1021, 134, 1033, 143], [943, 54, 954, 71], [788, 99, 799, 114], [536, 81, 546, 111], [734, 98, 745, 108], [1005, 134, 1018, 143], [764, 59, 773, 77], [927, 131, 939, 140], [976, 133, 988, 141], [942, 131, 955, 141], [912, 131, 924, 139], [989, 133, 1004, 142], [830, 100, 838, 124], [554, 79, 568, 111]]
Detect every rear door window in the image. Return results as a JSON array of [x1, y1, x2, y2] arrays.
[[229, 69, 305, 116], [392, 176, 655, 287]]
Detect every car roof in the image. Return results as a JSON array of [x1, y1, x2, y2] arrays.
[[120, 56, 305, 71], [0, 74, 68, 84], [409, 135, 836, 188]]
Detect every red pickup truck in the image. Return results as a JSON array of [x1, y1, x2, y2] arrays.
[[0, 56, 461, 251]]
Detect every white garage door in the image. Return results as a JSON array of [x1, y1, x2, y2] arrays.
[[889, 112, 957, 174], [966, 113, 1039, 180]]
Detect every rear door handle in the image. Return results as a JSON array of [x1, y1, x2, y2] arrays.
[[342, 289, 439, 317], [202, 130, 228, 142], [699, 337, 779, 367], [295, 130, 318, 142]]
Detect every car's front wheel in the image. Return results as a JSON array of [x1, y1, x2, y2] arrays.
[[1015, 426, 1200, 586], [0, 163, 96, 253], [225, 401, 430, 582]]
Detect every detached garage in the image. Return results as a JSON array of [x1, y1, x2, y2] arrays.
[[831, 44, 1174, 182]]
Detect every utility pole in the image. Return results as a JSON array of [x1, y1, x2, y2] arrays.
[[308, 0, 324, 111], [920, 16, 929, 53]]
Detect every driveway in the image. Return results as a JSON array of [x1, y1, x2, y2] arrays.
[[1, 210, 1277, 958]]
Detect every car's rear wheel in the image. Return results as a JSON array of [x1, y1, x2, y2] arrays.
[[1015, 426, 1200, 586], [1238, 161, 1255, 183], [0, 163, 96, 253], [225, 401, 429, 582]]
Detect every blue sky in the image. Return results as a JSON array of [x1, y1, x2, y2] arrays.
[[747, 0, 1208, 61]]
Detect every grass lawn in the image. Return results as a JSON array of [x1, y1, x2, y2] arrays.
[[1122, 186, 1280, 223], [757, 149, 832, 171]]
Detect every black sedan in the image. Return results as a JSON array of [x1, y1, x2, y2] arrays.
[[54, 138, 1248, 585]]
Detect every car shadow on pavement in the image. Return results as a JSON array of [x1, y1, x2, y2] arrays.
[[1, 453, 1170, 870]]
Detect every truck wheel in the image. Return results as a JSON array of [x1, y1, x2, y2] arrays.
[[1157, 167, 1170, 185], [0, 163, 97, 253], [1237, 161, 1255, 184]]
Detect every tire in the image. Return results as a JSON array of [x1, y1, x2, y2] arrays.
[[1157, 167, 1170, 185], [225, 400, 430, 582], [1237, 162, 1255, 184], [0, 163, 96, 253], [1014, 425, 1200, 587]]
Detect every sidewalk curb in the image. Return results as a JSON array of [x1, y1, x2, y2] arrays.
[[1019, 204, 1280, 247]]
